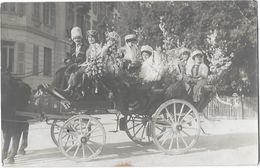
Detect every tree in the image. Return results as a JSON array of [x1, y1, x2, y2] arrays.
[[117, 1, 257, 96]]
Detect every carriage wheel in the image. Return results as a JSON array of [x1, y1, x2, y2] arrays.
[[152, 99, 200, 155], [125, 114, 154, 146], [50, 120, 65, 147], [58, 115, 106, 161]]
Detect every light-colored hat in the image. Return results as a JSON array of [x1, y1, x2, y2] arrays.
[[141, 45, 153, 54], [179, 47, 190, 56], [191, 50, 203, 60], [125, 34, 137, 42], [71, 27, 82, 39], [87, 30, 98, 41], [87, 30, 98, 37]]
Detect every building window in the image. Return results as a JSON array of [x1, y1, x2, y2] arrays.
[[1, 41, 15, 72], [43, 47, 52, 76], [65, 3, 74, 38], [33, 45, 39, 75], [33, 3, 40, 19], [1, 3, 16, 13], [43, 3, 55, 27], [17, 43, 25, 74]]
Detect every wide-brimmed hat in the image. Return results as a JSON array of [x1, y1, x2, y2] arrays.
[[191, 50, 204, 60], [141, 45, 153, 55], [71, 27, 82, 39], [125, 34, 137, 42]]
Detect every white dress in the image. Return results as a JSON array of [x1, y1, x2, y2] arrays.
[[139, 51, 165, 82]]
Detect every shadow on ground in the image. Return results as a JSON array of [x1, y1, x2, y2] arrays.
[[13, 132, 257, 165]]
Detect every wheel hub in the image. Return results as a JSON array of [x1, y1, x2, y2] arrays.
[[176, 124, 183, 131], [80, 136, 87, 144]]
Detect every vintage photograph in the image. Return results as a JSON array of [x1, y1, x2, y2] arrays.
[[1, 1, 258, 166]]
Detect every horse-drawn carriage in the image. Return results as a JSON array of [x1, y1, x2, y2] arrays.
[[16, 69, 214, 162]]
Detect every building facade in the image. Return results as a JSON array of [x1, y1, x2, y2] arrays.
[[1, 2, 119, 89]]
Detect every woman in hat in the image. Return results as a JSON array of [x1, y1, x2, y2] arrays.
[[139, 45, 164, 82], [120, 34, 142, 73], [189, 50, 209, 102]]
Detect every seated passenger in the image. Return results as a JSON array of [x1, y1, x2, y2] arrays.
[[139, 45, 164, 82], [188, 50, 209, 102], [65, 30, 102, 94], [64, 27, 86, 92], [165, 48, 191, 99], [120, 34, 141, 72]]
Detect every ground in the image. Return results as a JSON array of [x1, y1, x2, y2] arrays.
[[6, 115, 259, 167]]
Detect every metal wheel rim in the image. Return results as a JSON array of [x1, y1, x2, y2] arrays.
[[152, 99, 200, 155], [58, 115, 106, 162], [125, 114, 153, 146], [50, 119, 65, 147]]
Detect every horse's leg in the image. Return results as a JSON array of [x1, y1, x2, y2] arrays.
[[18, 122, 29, 155], [6, 124, 22, 164], [2, 124, 12, 164]]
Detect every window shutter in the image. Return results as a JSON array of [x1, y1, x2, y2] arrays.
[[17, 42, 25, 74], [50, 3, 56, 26]]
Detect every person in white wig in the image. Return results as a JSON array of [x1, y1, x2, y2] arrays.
[[189, 50, 209, 102], [64, 27, 87, 92], [139, 45, 164, 82]]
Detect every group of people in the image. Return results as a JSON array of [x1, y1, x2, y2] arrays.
[[54, 26, 209, 103]]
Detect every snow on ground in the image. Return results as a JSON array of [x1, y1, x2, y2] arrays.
[[5, 114, 259, 167]]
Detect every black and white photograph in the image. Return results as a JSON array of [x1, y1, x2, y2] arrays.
[[0, 1, 258, 167]]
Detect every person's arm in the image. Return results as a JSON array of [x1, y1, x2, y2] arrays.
[[197, 64, 208, 80]]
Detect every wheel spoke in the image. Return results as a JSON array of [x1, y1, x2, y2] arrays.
[[179, 132, 188, 147], [65, 142, 78, 153], [141, 123, 147, 140], [177, 104, 185, 122], [85, 125, 99, 137], [168, 134, 174, 150], [176, 132, 179, 149], [80, 118, 83, 134], [90, 135, 103, 139], [82, 144, 85, 158], [173, 103, 177, 122], [133, 124, 144, 137], [127, 123, 143, 130], [73, 144, 81, 158], [182, 126, 197, 130], [180, 109, 193, 123], [165, 108, 174, 123], [181, 130, 191, 137], [156, 129, 169, 139], [161, 131, 171, 146], [86, 144, 95, 154], [64, 135, 71, 147]]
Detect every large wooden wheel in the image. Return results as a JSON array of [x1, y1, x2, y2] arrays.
[[152, 99, 200, 155], [50, 119, 65, 147], [125, 114, 153, 146], [58, 115, 106, 162]]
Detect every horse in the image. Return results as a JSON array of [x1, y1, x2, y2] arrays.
[[1, 70, 31, 164]]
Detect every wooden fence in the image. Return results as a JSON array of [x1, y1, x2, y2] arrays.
[[204, 96, 258, 119]]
